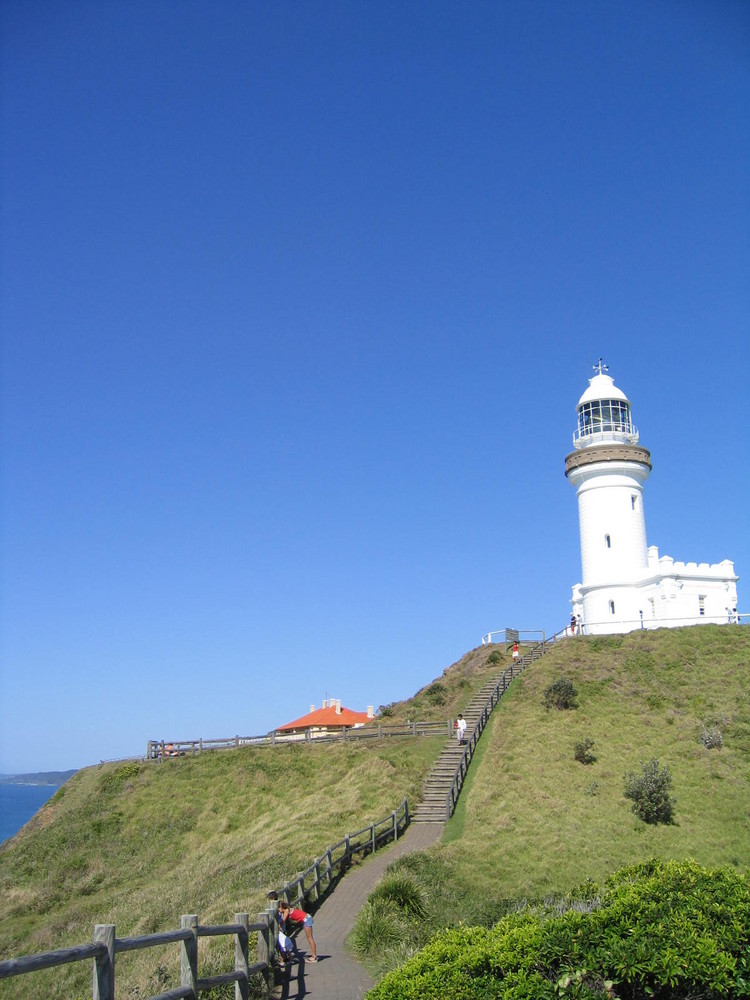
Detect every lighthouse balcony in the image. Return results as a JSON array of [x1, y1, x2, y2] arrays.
[[572, 426, 639, 449]]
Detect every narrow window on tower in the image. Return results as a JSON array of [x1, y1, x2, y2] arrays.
[[609, 600, 616, 615], [631, 495, 637, 510], [605, 534, 611, 548]]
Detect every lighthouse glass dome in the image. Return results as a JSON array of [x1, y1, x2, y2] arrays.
[[576, 398, 635, 442], [572, 372, 639, 449]]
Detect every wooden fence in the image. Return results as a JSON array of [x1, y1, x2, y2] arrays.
[[0, 798, 409, 998], [147, 721, 451, 760]]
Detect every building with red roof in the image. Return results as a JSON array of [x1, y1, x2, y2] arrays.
[[274, 698, 374, 739]]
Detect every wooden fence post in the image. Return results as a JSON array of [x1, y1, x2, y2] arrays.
[[325, 848, 333, 887], [313, 859, 321, 901], [370, 822, 376, 854], [257, 911, 271, 979], [181, 915, 198, 996], [234, 912, 249, 1000], [93, 924, 115, 1000], [392, 810, 398, 841]]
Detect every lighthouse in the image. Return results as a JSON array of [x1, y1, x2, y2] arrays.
[[566, 361, 738, 634]]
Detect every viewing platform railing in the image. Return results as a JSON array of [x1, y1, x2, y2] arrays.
[[147, 720, 451, 761]]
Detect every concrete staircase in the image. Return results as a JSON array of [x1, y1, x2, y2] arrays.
[[411, 638, 557, 824], [410, 671, 512, 823]]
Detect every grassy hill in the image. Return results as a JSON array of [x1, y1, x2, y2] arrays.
[[350, 625, 750, 982], [442, 625, 750, 898], [2, 627, 749, 997], [0, 643, 502, 998]]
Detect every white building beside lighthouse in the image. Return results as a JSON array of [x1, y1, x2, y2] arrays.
[[565, 362, 738, 634]]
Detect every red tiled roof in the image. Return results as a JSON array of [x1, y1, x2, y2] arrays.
[[276, 705, 371, 731]]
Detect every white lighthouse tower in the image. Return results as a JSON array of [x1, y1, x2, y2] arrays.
[[566, 361, 738, 634]]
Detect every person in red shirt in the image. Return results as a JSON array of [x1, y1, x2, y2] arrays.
[[278, 901, 318, 961]]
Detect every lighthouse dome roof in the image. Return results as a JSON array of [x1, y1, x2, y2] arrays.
[[572, 367, 639, 450], [577, 372, 630, 408]]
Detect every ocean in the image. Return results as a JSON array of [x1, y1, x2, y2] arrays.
[[0, 784, 58, 844]]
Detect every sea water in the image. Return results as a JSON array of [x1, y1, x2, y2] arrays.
[[0, 784, 58, 844]]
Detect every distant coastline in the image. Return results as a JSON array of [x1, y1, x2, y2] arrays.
[[0, 770, 78, 787]]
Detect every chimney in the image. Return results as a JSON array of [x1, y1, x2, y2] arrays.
[[322, 698, 328, 708], [367, 705, 374, 719], [310, 704, 315, 714], [335, 699, 341, 715]]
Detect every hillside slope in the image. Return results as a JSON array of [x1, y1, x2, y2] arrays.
[[433, 625, 750, 900], [0, 643, 504, 998]]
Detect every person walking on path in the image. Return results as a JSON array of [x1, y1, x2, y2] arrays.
[[512, 641, 520, 663], [278, 901, 318, 961], [455, 714, 467, 745]]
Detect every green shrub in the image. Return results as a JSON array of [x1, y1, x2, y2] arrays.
[[573, 738, 596, 765], [98, 762, 141, 794], [350, 897, 405, 957], [370, 873, 426, 918], [487, 650, 504, 664], [543, 678, 578, 711], [623, 758, 676, 824], [366, 860, 750, 999], [424, 682, 447, 706]]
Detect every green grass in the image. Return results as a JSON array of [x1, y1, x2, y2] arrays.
[[0, 736, 443, 998], [352, 625, 750, 982], [441, 626, 750, 900], [5, 626, 750, 996]]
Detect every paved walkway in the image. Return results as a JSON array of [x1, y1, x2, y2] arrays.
[[272, 821, 444, 1000]]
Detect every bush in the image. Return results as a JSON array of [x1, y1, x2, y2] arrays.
[[574, 738, 596, 765], [424, 682, 447, 706], [365, 860, 750, 1000], [370, 873, 426, 918], [543, 678, 578, 710], [487, 650, 504, 664], [623, 758, 676, 824], [350, 897, 405, 957], [700, 724, 724, 750]]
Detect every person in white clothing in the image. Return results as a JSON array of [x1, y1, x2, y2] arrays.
[[455, 714, 467, 745]]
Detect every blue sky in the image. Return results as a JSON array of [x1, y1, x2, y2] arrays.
[[1, 0, 748, 773]]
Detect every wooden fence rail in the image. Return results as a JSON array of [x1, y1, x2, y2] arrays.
[[0, 799, 409, 998], [0, 914, 270, 1000], [147, 721, 451, 760]]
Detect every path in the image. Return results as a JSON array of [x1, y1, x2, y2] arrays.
[[273, 821, 444, 1000]]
